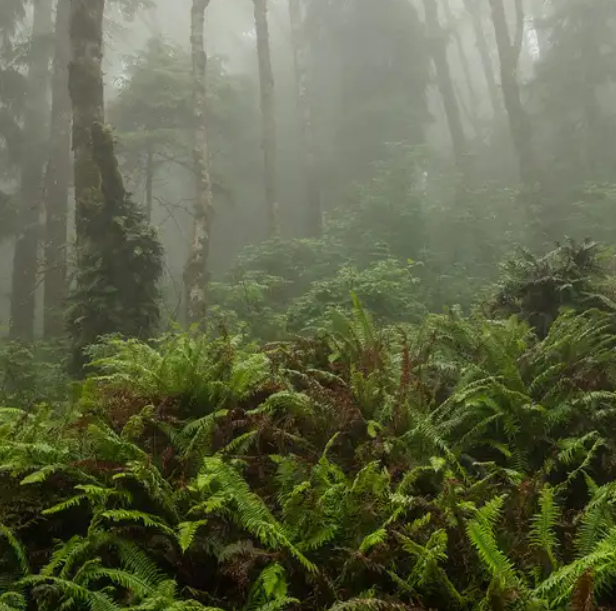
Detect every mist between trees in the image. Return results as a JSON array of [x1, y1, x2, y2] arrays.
[[2, 1, 616, 610]]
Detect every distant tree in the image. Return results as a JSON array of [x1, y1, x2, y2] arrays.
[[462, 0, 501, 119], [532, 0, 616, 187], [0, 0, 26, 176], [43, 0, 71, 339], [253, 0, 280, 238], [67, 0, 162, 375], [305, 0, 431, 200], [9, 0, 53, 342], [487, 0, 539, 193], [422, 0, 469, 179], [288, 0, 321, 237], [109, 38, 194, 218], [185, 0, 215, 327]]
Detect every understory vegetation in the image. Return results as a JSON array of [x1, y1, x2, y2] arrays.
[[4, 241, 616, 611]]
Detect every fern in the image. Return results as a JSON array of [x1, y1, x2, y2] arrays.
[[0, 523, 28, 576], [176, 520, 208, 553], [530, 485, 560, 572], [466, 496, 519, 587]]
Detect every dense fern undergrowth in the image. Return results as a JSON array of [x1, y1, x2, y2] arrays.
[[4, 242, 616, 611]]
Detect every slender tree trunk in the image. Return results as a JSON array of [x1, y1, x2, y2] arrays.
[[442, 0, 481, 120], [288, 0, 321, 237], [488, 0, 539, 190], [423, 0, 469, 177], [463, 0, 501, 119], [145, 143, 154, 221], [184, 0, 214, 327], [9, 0, 53, 341], [43, 0, 71, 340], [253, 0, 280, 238]]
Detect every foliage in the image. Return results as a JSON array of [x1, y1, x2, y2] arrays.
[[0, 339, 68, 406], [5, 282, 616, 609], [489, 239, 616, 337]]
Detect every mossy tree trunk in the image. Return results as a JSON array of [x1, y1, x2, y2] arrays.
[[68, 0, 162, 376], [43, 0, 72, 340], [253, 0, 280, 238], [184, 0, 214, 328], [288, 0, 321, 238], [9, 0, 53, 341]]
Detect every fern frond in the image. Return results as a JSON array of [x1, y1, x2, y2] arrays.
[[177, 520, 208, 553], [466, 496, 518, 586], [328, 599, 408, 611], [359, 528, 388, 554], [530, 485, 560, 571], [0, 523, 28, 575], [101, 510, 174, 535]]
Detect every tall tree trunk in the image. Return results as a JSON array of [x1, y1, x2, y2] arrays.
[[463, 0, 501, 119], [69, 0, 105, 242], [442, 0, 481, 128], [9, 0, 53, 341], [253, 0, 280, 238], [184, 0, 214, 327], [488, 0, 539, 190], [68, 0, 162, 375], [43, 0, 71, 340], [288, 0, 321, 237], [423, 0, 469, 178]]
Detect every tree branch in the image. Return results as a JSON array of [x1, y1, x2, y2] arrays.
[[512, 0, 525, 69]]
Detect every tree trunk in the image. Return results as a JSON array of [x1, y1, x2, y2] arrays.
[[488, 0, 539, 190], [288, 0, 321, 237], [43, 0, 71, 340], [463, 0, 501, 120], [9, 0, 53, 341], [442, 0, 481, 129], [68, 0, 163, 375], [184, 0, 214, 327], [145, 142, 154, 221], [253, 0, 280, 238], [69, 0, 105, 242], [423, 0, 469, 178]]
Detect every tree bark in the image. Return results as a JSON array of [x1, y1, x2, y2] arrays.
[[253, 0, 280, 238], [423, 0, 469, 178], [463, 0, 501, 120], [43, 0, 72, 340], [69, 0, 105, 243], [9, 0, 53, 341], [288, 0, 321, 237], [488, 0, 539, 190], [184, 0, 214, 327]]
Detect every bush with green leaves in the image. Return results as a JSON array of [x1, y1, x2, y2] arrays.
[[0, 339, 68, 407], [286, 260, 425, 332], [489, 239, 616, 337]]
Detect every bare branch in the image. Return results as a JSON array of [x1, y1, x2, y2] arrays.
[[512, 0, 525, 69]]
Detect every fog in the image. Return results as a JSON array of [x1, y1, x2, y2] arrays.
[[2, 0, 616, 335]]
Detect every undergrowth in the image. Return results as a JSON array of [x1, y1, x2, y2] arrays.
[[2, 242, 616, 610]]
